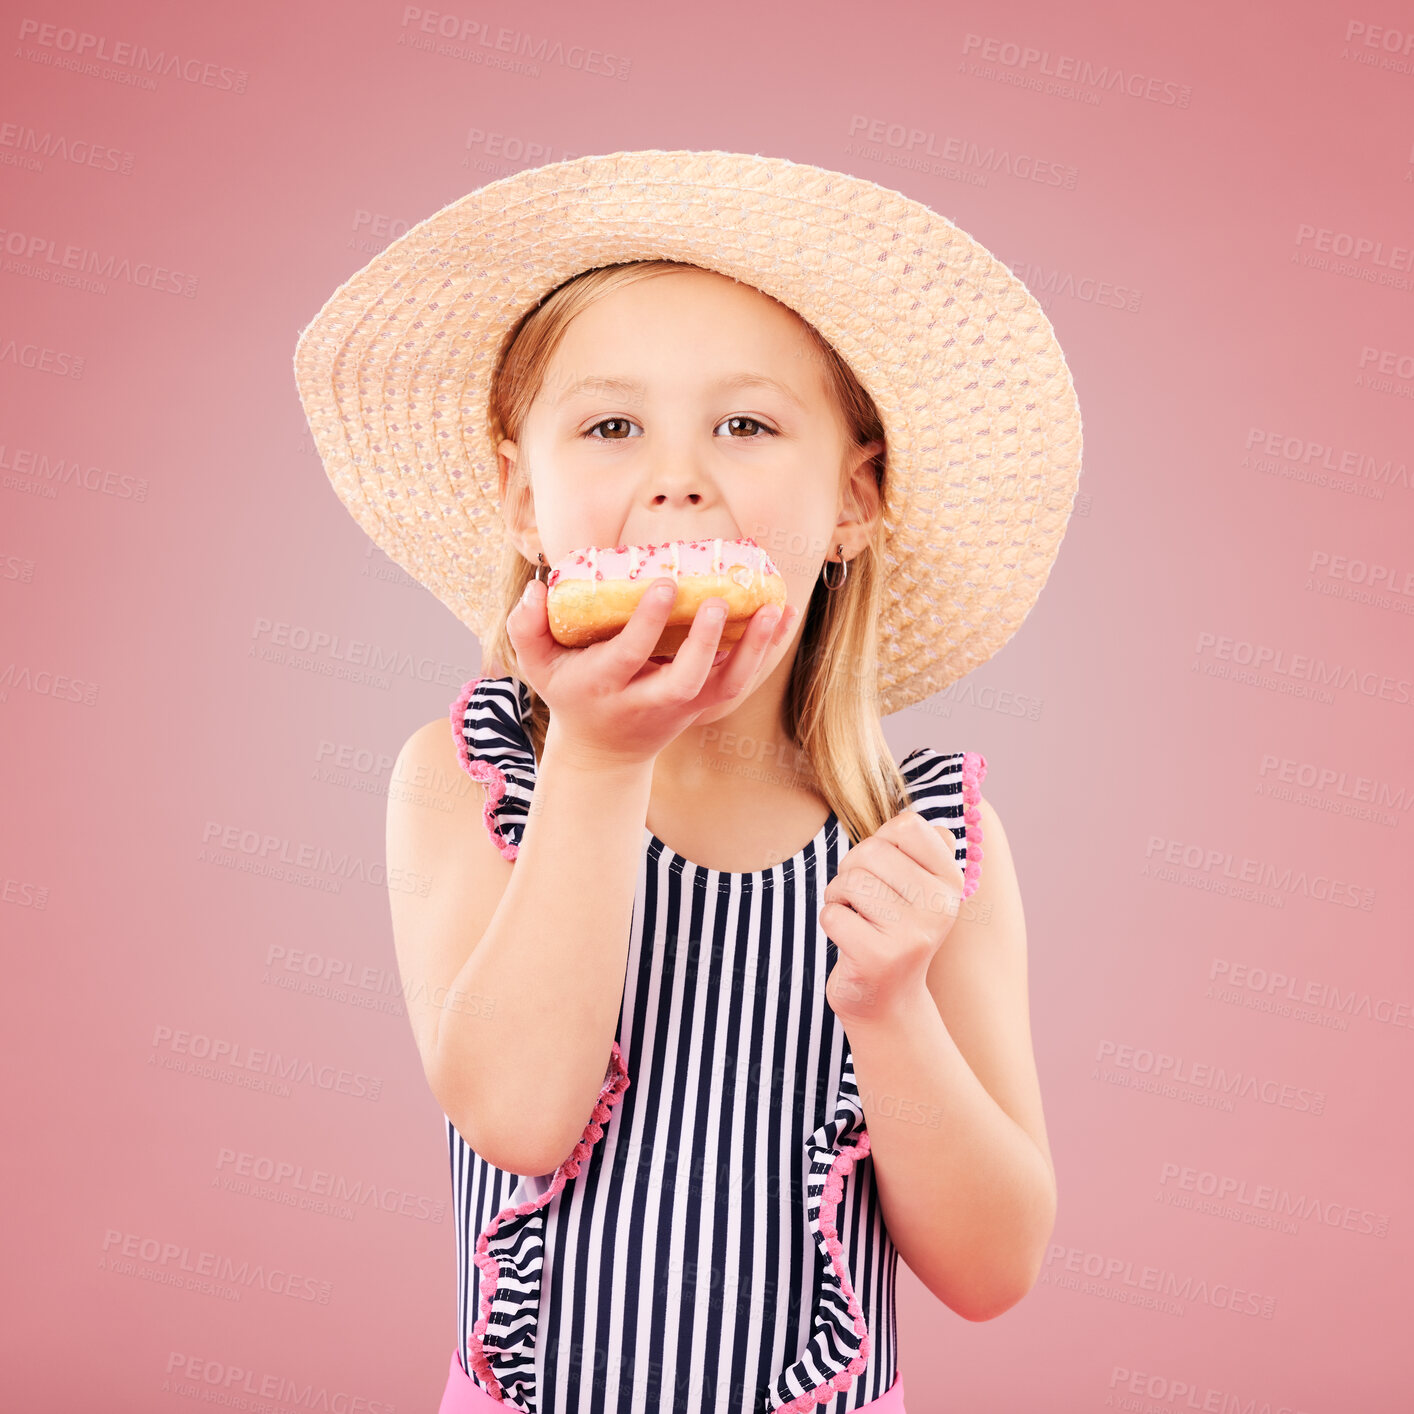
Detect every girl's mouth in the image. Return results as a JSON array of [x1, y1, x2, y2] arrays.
[[649, 650, 732, 666]]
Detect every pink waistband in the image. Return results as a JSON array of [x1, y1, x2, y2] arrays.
[[439, 1350, 906, 1413]]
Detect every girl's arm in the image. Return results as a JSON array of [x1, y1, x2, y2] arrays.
[[388, 716, 653, 1176], [843, 796, 1057, 1320]]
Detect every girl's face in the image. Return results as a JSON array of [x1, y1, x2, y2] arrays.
[[498, 268, 881, 634]]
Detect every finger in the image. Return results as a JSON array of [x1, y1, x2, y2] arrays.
[[889, 809, 965, 884], [846, 841, 955, 919], [710, 600, 790, 695], [606, 577, 682, 676], [665, 593, 736, 691], [507, 577, 557, 675], [820, 895, 880, 948], [826, 868, 905, 929]]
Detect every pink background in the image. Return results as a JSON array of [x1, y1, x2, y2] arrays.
[[6, 0, 1413, 1409]]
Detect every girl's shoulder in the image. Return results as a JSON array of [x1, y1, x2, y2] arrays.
[[897, 744, 989, 899], [897, 743, 988, 808], [449, 674, 536, 860]]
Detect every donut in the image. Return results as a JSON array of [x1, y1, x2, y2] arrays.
[[545, 537, 788, 659]]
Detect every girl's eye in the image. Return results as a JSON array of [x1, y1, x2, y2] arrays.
[[579, 415, 641, 438], [584, 417, 641, 440], [582, 416, 779, 440], [715, 415, 777, 438]]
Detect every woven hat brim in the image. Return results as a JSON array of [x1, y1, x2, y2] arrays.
[[293, 148, 1082, 716]]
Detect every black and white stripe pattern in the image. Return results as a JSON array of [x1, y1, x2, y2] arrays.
[[446, 676, 978, 1413]]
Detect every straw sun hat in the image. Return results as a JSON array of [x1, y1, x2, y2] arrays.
[[293, 148, 1083, 716]]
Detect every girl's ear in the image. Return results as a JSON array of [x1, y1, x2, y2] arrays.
[[496, 438, 520, 503], [498, 439, 541, 558], [837, 448, 884, 545]]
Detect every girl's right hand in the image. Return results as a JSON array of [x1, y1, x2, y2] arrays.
[[506, 576, 800, 768]]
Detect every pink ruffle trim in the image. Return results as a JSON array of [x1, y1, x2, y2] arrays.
[[450, 675, 521, 862], [464, 1041, 632, 1399], [959, 751, 988, 901], [784, 1130, 875, 1411]]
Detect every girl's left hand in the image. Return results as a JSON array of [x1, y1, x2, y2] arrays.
[[820, 807, 966, 1025]]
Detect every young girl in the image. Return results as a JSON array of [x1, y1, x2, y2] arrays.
[[295, 149, 1081, 1414]]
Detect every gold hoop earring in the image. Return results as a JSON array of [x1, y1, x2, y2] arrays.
[[822, 545, 848, 590]]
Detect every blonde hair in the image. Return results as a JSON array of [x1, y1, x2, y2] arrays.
[[480, 260, 911, 845]]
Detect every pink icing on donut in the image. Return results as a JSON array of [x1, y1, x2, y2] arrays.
[[545, 537, 781, 589]]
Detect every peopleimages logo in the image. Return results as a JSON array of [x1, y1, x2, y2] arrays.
[[1156, 1159, 1390, 1237], [0, 442, 149, 500], [0, 227, 198, 296], [100, 1228, 332, 1303], [14, 19, 249, 93], [1209, 957, 1414, 1033], [1192, 631, 1413, 707], [1093, 1040, 1327, 1116], [1143, 834, 1375, 911], [0, 338, 84, 378], [1106, 1366, 1311, 1414], [248, 616, 474, 690], [1256, 753, 1411, 812], [0, 121, 135, 175], [959, 32, 1192, 107], [1243, 427, 1411, 493], [395, 8, 632, 80], [1041, 1244, 1276, 1319]]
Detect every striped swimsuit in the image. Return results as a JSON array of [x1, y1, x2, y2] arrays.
[[443, 674, 987, 1414]]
